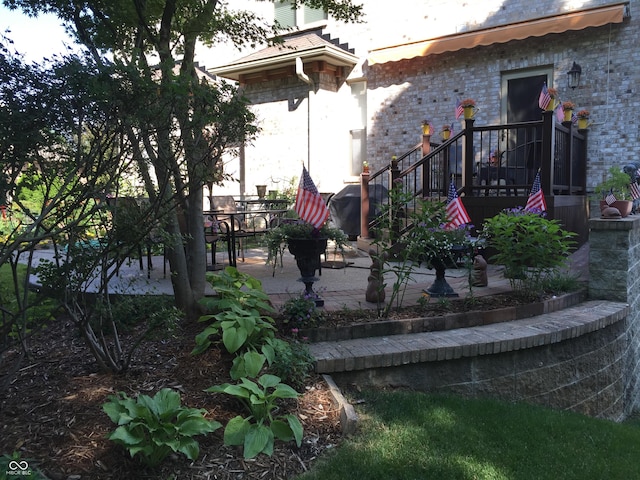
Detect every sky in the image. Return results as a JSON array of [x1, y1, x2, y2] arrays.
[[0, 4, 75, 62]]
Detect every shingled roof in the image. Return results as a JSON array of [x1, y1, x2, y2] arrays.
[[209, 28, 357, 83]]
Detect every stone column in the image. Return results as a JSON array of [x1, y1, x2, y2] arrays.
[[589, 216, 640, 416]]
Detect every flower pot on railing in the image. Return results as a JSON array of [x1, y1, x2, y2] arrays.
[[287, 237, 328, 306], [463, 106, 478, 119], [563, 109, 573, 122], [578, 118, 590, 130]]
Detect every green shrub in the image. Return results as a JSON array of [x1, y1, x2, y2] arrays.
[[480, 207, 576, 296], [103, 388, 221, 467], [280, 293, 324, 330], [268, 340, 314, 389]]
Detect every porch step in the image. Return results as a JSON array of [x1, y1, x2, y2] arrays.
[[309, 300, 628, 374]]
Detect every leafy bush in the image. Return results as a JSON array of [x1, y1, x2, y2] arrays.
[[268, 340, 314, 389], [280, 293, 324, 330], [103, 388, 221, 467], [480, 207, 576, 295], [206, 374, 303, 459]]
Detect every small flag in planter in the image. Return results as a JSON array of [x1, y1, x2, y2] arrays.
[[445, 181, 470, 228], [538, 83, 551, 110], [455, 98, 463, 119], [525, 171, 547, 212], [605, 189, 617, 205], [295, 166, 330, 229], [630, 182, 640, 200], [555, 103, 564, 123]]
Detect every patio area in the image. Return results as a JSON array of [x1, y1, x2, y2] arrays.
[[26, 241, 589, 312]]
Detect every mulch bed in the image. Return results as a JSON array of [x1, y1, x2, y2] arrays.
[[0, 318, 342, 479], [0, 290, 551, 479]]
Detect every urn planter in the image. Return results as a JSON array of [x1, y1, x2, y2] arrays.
[[287, 237, 328, 306]]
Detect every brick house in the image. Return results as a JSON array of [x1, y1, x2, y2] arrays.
[[209, 0, 633, 207]]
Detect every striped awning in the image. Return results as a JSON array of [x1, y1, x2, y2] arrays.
[[368, 3, 629, 65]]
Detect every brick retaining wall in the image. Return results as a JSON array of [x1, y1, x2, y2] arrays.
[[315, 216, 640, 420]]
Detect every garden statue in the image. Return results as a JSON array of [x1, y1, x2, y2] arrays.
[[471, 254, 488, 287], [366, 249, 387, 303]]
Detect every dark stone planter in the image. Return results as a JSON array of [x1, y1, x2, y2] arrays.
[[424, 246, 470, 298], [287, 237, 328, 306], [425, 258, 458, 298]]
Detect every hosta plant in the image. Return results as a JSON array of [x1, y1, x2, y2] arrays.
[[194, 267, 277, 355], [206, 374, 303, 459], [103, 388, 221, 467]]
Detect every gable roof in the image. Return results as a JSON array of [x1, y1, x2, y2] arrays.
[[209, 28, 358, 82]]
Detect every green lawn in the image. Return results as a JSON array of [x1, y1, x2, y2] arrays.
[[300, 390, 640, 480]]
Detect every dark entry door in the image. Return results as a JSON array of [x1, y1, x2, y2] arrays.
[[503, 73, 549, 186]]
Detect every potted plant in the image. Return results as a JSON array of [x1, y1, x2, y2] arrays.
[[545, 87, 559, 110], [594, 166, 634, 217], [421, 119, 432, 135], [562, 101, 575, 122], [460, 98, 477, 119], [577, 109, 591, 129], [265, 220, 348, 304], [404, 199, 475, 297], [441, 124, 452, 140]]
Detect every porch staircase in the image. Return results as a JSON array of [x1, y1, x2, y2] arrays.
[[360, 113, 590, 248]]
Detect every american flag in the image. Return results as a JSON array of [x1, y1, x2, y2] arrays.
[[605, 189, 617, 205], [445, 181, 470, 228], [455, 99, 463, 119], [295, 166, 330, 229], [525, 171, 547, 212], [555, 103, 564, 123], [630, 182, 640, 200], [538, 83, 551, 110]]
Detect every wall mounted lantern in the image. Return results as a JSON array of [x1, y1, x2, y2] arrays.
[[567, 62, 582, 89]]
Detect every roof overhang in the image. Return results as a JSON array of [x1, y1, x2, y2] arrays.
[[368, 3, 629, 65], [210, 43, 358, 83]]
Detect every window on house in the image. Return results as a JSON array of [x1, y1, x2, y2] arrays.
[[274, 0, 327, 28]]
